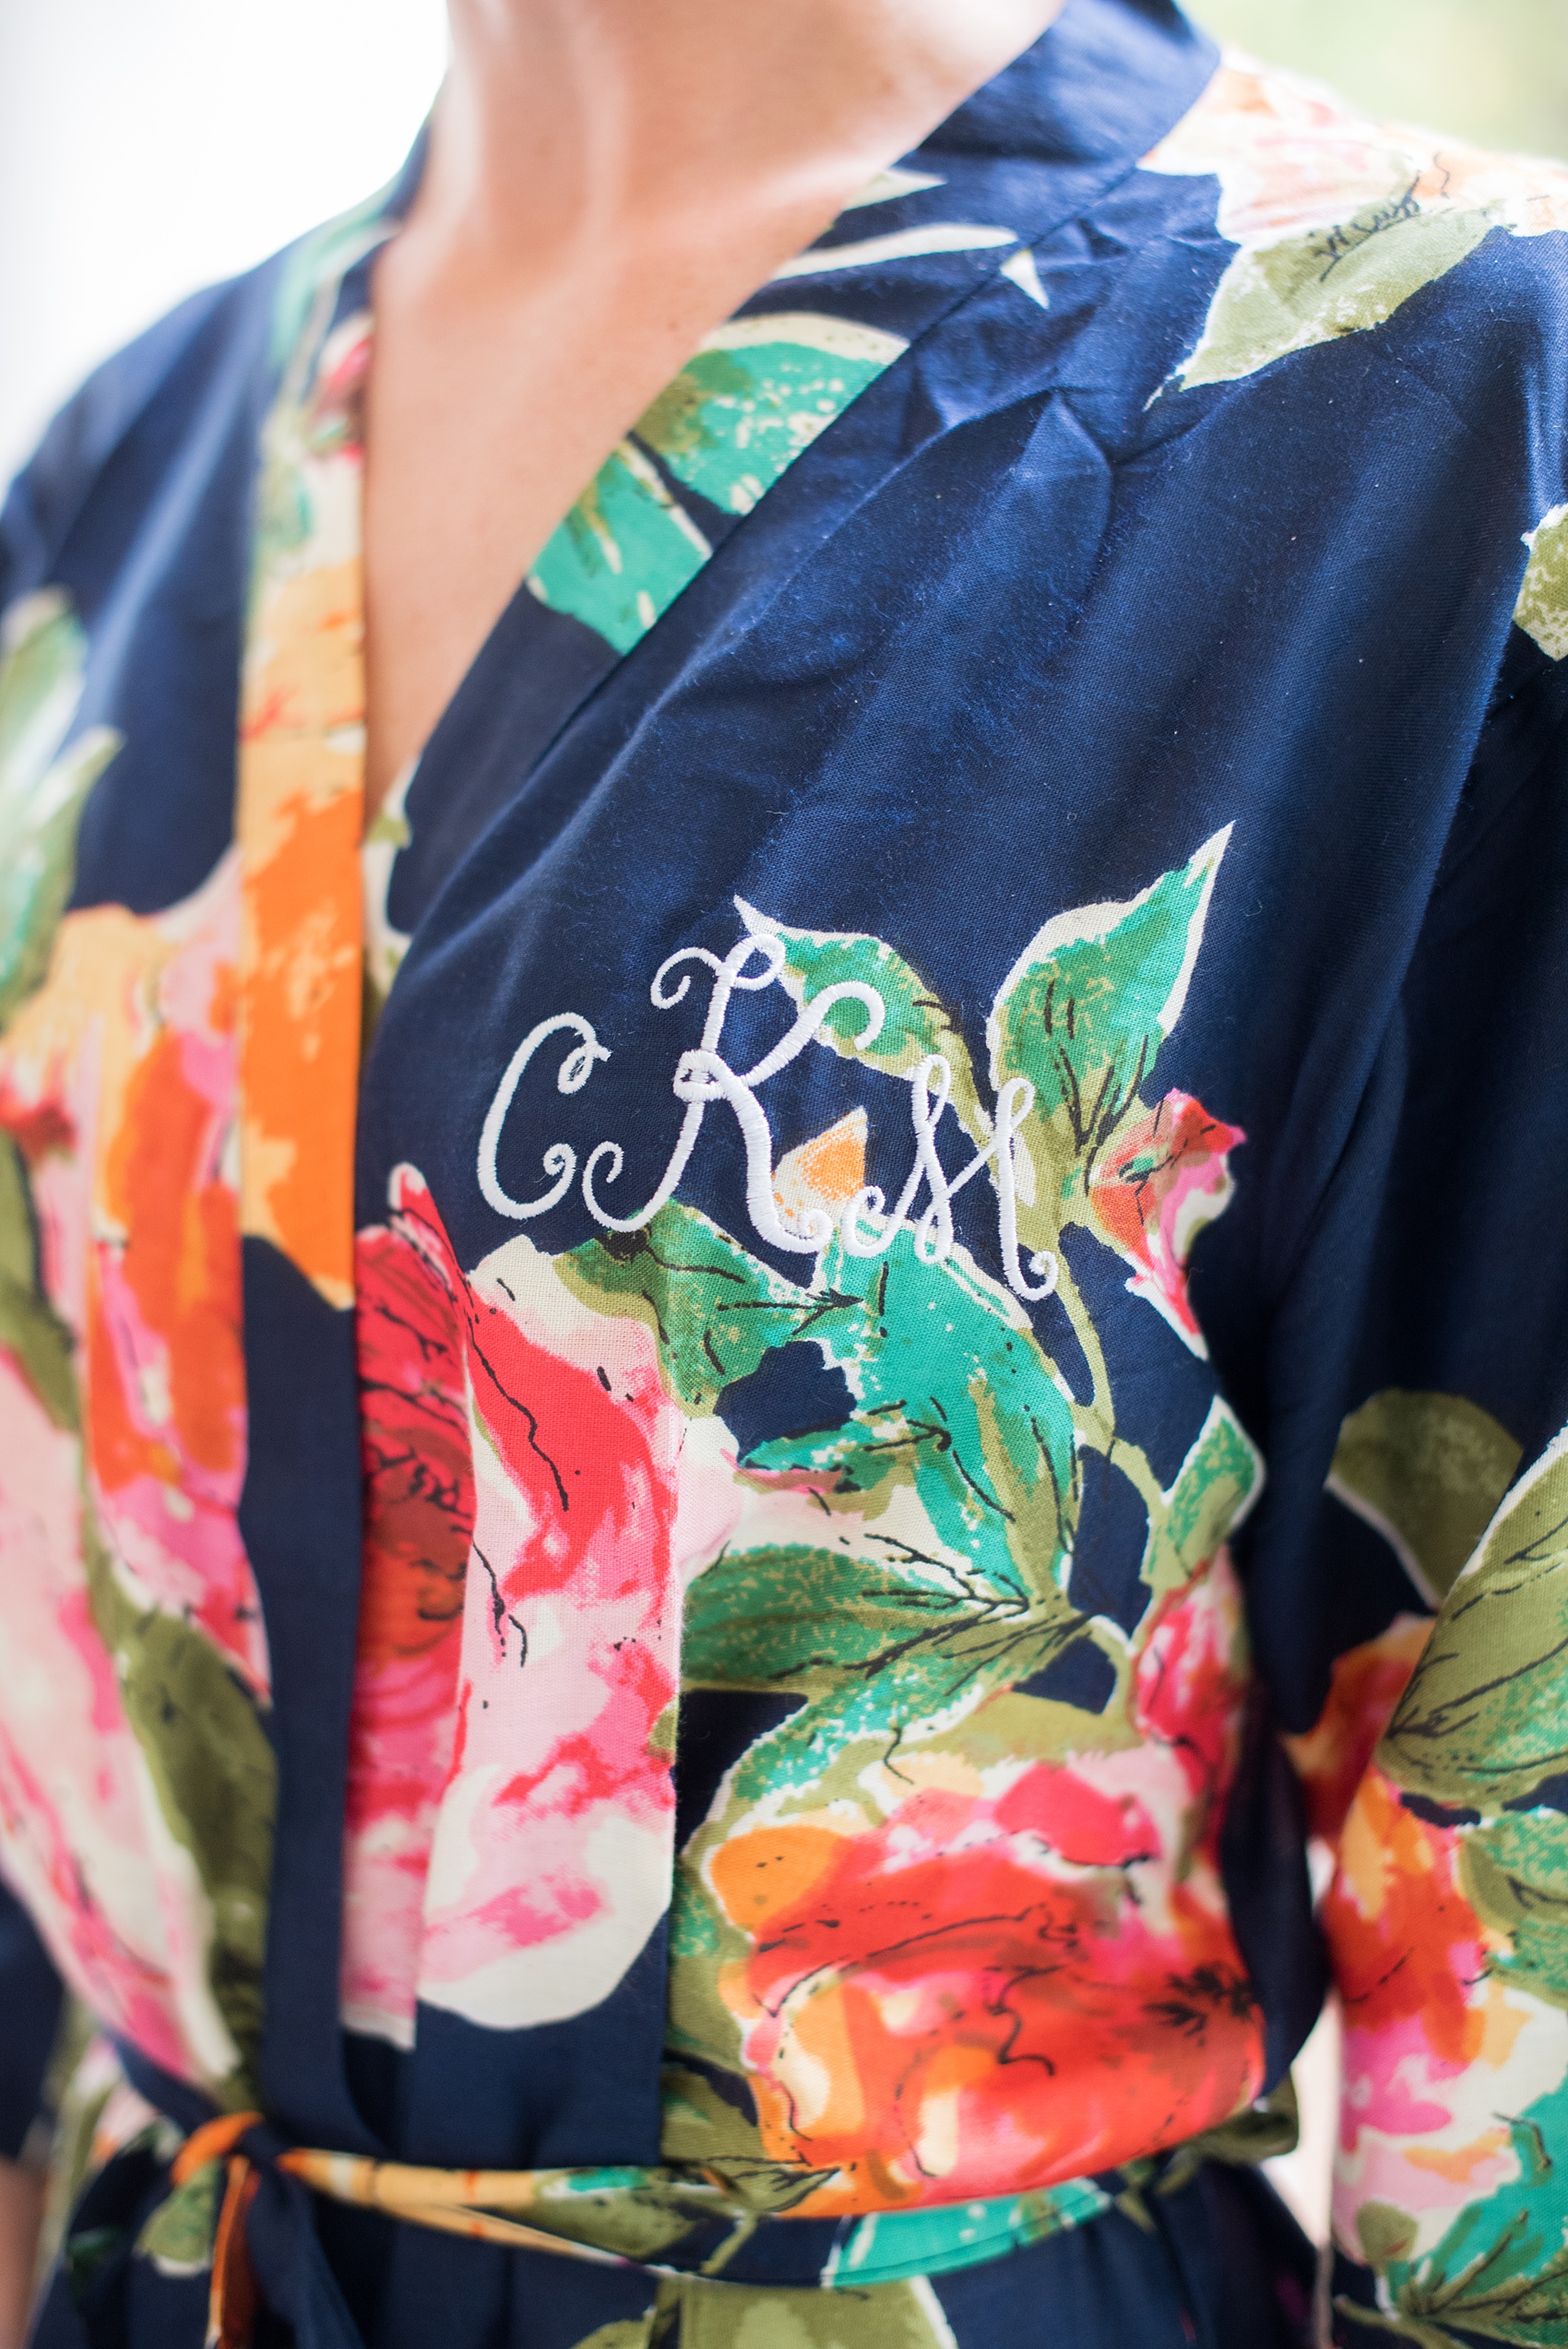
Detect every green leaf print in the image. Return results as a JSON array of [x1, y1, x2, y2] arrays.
[[560, 1202, 818, 1414], [670, 2273, 958, 2349], [1461, 1811, 1568, 2011], [639, 316, 906, 519], [530, 313, 909, 662], [564, 2324, 660, 2349], [1358, 2202, 1420, 2272], [136, 2162, 220, 2278], [683, 1541, 1090, 1815], [1514, 504, 1568, 663], [743, 1226, 1079, 1615], [0, 591, 79, 782], [826, 2177, 1111, 2290], [734, 898, 986, 1146], [529, 440, 713, 657], [503, 2173, 723, 2267], [83, 1511, 276, 2099], [1141, 1397, 1263, 1611], [1341, 2186, 1568, 2346], [985, 825, 1230, 1244], [0, 589, 122, 1031], [1378, 1425, 1568, 1810], [566, 2275, 960, 2349], [0, 1131, 78, 1431], [1329, 1389, 1522, 1608], [659, 2059, 830, 2208], [719, 1605, 1030, 1818], [683, 1545, 982, 1692], [1176, 205, 1497, 392]]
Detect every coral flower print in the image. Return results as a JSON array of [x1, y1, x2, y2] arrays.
[[0, 856, 261, 1693], [1088, 1091, 1242, 1355], [689, 1553, 1263, 2213], [1282, 1614, 1431, 1848], [1145, 60, 1450, 247]]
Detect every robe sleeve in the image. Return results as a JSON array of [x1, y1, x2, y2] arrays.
[[1256, 646, 1568, 2343], [1, 285, 264, 2182]]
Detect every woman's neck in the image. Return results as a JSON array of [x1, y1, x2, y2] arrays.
[[424, 0, 1064, 286], [361, 0, 1065, 811]]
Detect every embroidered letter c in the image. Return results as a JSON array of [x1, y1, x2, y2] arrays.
[[478, 1014, 610, 1221]]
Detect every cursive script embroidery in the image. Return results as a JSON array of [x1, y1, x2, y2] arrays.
[[477, 920, 1058, 1301]]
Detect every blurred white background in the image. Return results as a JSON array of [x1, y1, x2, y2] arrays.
[[6, 0, 1564, 487], [0, 0, 446, 482]]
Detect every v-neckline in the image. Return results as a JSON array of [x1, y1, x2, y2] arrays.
[[346, 0, 1224, 876], [354, 216, 1035, 835], [329, 154, 1046, 991], [349, 218, 1025, 1002], [228, 0, 1222, 1312]]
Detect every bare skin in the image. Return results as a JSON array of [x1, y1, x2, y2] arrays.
[[363, 0, 1070, 813]]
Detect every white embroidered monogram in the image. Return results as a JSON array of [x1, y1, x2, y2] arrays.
[[476, 910, 1061, 1299]]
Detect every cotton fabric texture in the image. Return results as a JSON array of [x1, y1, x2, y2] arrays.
[[3, 1, 1568, 2342]]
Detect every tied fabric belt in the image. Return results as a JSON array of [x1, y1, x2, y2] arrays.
[[163, 2109, 1123, 2347], [173, 2111, 708, 2349], [89, 2056, 1296, 2349]]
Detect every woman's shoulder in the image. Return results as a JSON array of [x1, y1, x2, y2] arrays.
[[0, 254, 285, 607], [1137, 47, 1568, 397]]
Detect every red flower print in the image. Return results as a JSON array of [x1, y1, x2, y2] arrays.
[[1284, 1616, 1431, 1848], [1088, 1090, 1243, 1354], [703, 1553, 1264, 2212]]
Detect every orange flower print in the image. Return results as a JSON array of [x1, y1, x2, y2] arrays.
[[238, 316, 373, 1309], [704, 1551, 1264, 2212], [1284, 1615, 1431, 1848], [0, 853, 262, 1691]]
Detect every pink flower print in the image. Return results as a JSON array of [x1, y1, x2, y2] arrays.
[[341, 1165, 476, 2046], [0, 1350, 224, 2084], [414, 1225, 693, 2033], [343, 1165, 741, 2044], [1325, 1767, 1568, 2255]]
